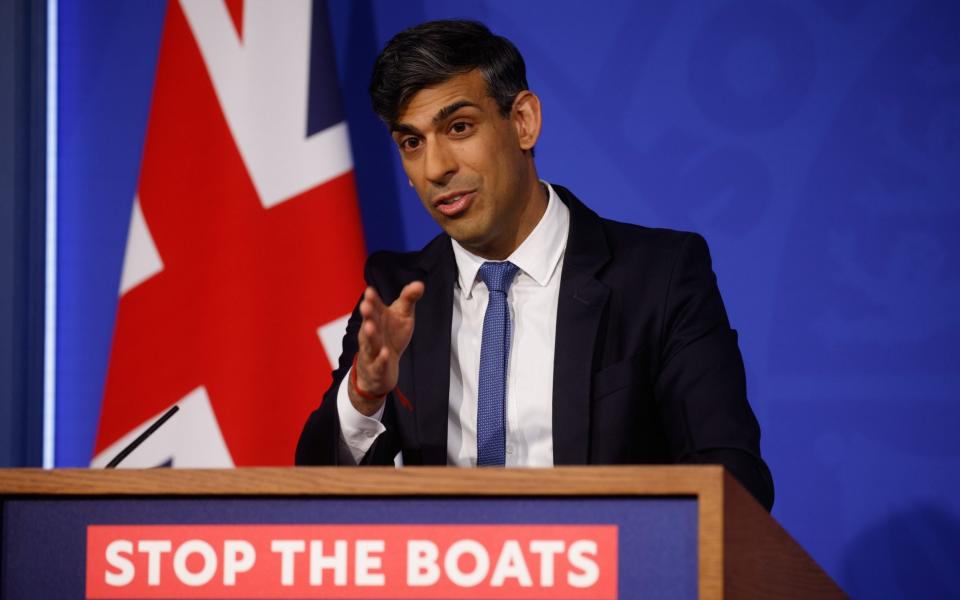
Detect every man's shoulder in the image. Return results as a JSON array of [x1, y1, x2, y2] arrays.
[[554, 183, 704, 262], [363, 232, 452, 290], [556, 184, 719, 302], [599, 215, 696, 250], [597, 219, 712, 290]]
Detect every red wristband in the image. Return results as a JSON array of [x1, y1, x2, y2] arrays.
[[351, 354, 385, 401], [349, 354, 413, 412]]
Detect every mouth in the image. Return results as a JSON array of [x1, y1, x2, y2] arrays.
[[432, 190, 476, 217]]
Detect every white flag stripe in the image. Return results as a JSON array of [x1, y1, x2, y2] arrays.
[[180, 0, 353, 209], [318, 313, 351, 370], [90, 386, 234, 468], [118, 195, 164, 296]]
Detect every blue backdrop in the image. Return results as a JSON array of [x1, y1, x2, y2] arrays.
[[54, 1, 960, 597]]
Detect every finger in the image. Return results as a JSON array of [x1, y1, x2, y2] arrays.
[[358, 287, 385, 356], [360, 318, 384, 361], [393, 281, 425, 316], [364, 316, 384, 354], [367, 345, 392, 375], [365, 286, 385, 310], [359, 287, 384, 321], [356, 321, 373, 363], [357, 297, 382, 352]]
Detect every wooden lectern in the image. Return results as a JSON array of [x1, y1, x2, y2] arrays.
[[0, 466, 844, 599]]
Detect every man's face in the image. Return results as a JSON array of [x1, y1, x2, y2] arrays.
[[391, 70, 536, 259]]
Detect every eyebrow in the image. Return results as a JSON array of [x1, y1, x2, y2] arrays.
[[432, 100, 478, 125], [391, 100, 480, 135]]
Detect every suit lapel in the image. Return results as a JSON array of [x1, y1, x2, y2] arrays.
[[410, 237, 456, 465], [551, 187, 611, 465]]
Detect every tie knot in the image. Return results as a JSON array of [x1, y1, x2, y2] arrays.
[[478, 261, 519, 294]]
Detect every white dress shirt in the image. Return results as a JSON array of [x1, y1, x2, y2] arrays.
[[337, 182, 570, 466]]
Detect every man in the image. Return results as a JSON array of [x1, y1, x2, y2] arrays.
[[296, 20, 774, 510]]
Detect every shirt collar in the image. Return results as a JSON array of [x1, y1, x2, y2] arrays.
[[452, 181, 570, 298]]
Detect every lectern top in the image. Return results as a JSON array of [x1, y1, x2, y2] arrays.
[[0, 465, 723, 496]]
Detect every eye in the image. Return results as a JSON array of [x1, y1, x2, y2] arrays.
[[399, 136, 421, 152], [449, 121, 472, 136]]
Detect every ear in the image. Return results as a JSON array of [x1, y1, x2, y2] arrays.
[[511, 91, 542, 152]]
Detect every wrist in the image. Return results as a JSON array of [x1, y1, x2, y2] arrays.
[[351, 355, 387, 403]]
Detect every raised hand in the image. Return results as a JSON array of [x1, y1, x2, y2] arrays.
[[349, 281, 425, 415]]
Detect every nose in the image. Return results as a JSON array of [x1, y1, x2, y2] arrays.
[[424, 138, 458, 185]]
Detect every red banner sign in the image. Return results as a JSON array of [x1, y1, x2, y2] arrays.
[[86, 524, 618, 598]]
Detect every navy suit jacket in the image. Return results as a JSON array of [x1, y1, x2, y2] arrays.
[[296, 186, 774, 510]]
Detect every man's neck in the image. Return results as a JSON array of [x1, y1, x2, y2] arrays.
[[471, 176, 548, 261]]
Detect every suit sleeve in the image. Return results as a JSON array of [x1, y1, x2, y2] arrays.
[[295, 256, 401, 466], [655, 233, 775, 510], [294, 291, 363, 465]]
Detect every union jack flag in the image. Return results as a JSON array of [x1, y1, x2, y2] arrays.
[[92, 0, 365, 467]]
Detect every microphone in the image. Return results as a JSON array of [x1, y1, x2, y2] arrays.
[[105, 405, 180, 468]]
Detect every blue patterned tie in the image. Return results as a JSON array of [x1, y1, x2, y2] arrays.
[[476, 261, 520, 466]]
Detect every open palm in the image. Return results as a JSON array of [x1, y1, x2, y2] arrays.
[[352, 281, 425, 414]]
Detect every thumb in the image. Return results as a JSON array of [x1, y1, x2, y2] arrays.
[[393, 281, 425, 316]]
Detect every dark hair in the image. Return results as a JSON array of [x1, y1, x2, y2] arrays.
[[369, 20, 529, 126]]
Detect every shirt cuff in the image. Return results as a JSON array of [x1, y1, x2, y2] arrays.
[[337, 366, 386, 464]]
